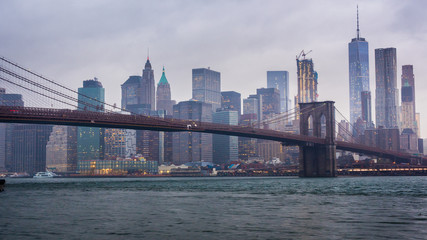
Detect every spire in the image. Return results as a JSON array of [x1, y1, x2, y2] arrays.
[[158, 66, 169, 86], [356, 5, 360, 39], [144, 49, 152, 69]]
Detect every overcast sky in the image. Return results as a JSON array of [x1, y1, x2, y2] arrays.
[[2, 0, 427, 137]]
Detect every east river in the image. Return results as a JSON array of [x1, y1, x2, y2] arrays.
[[1, 176, 426, 239]]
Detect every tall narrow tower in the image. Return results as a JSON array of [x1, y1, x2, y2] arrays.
[[349, 6, 370, 125], [401, 65, 416, 132], [142, 56, 155, 111], [296, 51, 318, 105], [156, 67, 174, 115], [375, 48, 398, 128]]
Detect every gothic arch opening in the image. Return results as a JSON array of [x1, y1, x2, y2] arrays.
[[320, 114, 326, 138], [307, 115, 314, 136]]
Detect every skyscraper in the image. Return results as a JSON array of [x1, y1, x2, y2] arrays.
[[348, 7, 370, 125], [0, 88, 24, 172], [375, 48, 399, 128], [267, 71, 289, 113], [142, 57, 156, 111], [221, 91, 241, 116], [361, 91, 373, 127], [77, 78, 105, 162], [256, 88, 280, 120], [296, 56, 318, 106], [192, 68, 221, 112], [156, 67, 175, 115], [401, 65, 416, 133], [172, 101, 212, 164], [11, 124, 52, 175], [213, 110, 238, 165], [46, 125, 77, 173]]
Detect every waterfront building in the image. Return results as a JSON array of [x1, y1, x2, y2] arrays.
[[0, 88, 24, 171], [11, 124, 52, 175], [375, 48, 399, 128], [257, 141, 285, 162], [172, 101, 212, 164], [296, 57, 318, 106], [77, 78, 105, 162], [267, 71, 290, 113], [348, 7, 370, 125], [213, 110, 238, 165], [401, 65, 417, 134], [104, 128, 126, 159], [256, 88, 280, 120], [221, 91, 241, 116], [46, 126, 77, 173], [78, 156, 158, 175], [156, 67, 175, 115], [192, 68, 221, 112]]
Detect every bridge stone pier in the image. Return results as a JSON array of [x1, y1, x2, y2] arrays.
[[298, 101, 336, 177]]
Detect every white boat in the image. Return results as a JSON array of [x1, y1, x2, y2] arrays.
[[33, 171, 59, 178]]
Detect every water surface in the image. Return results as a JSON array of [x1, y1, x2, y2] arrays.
[[1, 176, 426, 239]]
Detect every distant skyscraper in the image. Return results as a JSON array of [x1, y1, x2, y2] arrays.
[[121, 75, 146, 113], [243, 95, 262, 123], [348, 7, 370, 125], [77, 78, 105, 162], [256, 88, 280, 120], [142, 57, 156, 111], [213, 110, 238, 165], [46, 126, 77, 173], [296, 57, 318, 106], [172, 101, 212, 164], [267, 71, 289, 113], [401, 65, 417, 133], [375, 48, 399, 128], [192, 68, 221, 112], [156, 67, 175, 115], [221, 91, 241, 116]]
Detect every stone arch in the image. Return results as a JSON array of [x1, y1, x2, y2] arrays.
[[298, 101, 336, 177]]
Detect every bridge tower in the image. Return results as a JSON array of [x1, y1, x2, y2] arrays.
[[299, 101, 336, 177]]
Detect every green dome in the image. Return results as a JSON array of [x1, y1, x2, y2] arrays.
[[158, 67, 169, 86]]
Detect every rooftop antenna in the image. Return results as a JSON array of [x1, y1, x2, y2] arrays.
[[147, 48, 150, 60], [357, 5, 360, 39]]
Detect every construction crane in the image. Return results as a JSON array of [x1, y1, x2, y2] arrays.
[[296, 50, 312, 60]]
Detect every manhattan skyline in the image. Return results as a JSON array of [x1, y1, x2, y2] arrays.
[[1, 0, 427, 136]]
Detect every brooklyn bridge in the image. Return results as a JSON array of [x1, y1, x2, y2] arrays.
[[0, 56, 425, 177]]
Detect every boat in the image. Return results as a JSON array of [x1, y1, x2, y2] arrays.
[[33, 171, 59, 178]]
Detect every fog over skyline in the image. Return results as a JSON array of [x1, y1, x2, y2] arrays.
[[2, 0, 427, 137]]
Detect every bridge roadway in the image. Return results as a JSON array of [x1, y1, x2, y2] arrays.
[[0, 106, 423, 162]]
